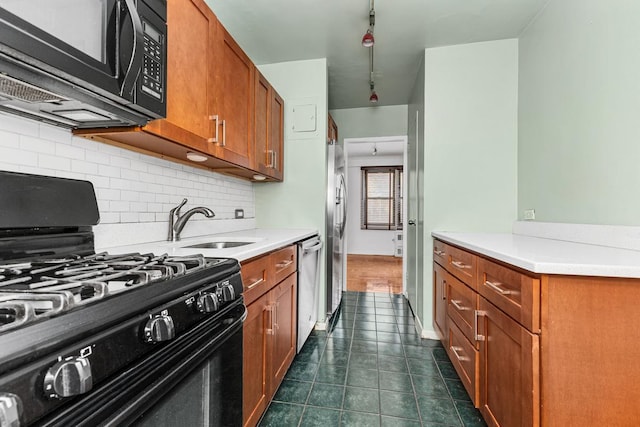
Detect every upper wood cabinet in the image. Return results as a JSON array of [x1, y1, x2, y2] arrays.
[[328, 113, 338, 142], [253, 71, 284, 180], [74, 0, 284, 182]]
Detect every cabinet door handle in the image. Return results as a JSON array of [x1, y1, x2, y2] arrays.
[[276, 259, 294, 269], [451, 299, 466, 311], [208, 115, 219, 143], [273, 151, 278, 170], [450, 345, 468, 362], [442, 280, 447, 300], [474, 310, 486, 342], [451, 260, 469, 269], [220, 119, 226, 147], [484, 280, 510, 295], [266, 305, 274, 335], [274, 301, 279, 330], [266, 150, 274, 168], [246, 277, 264, 290]]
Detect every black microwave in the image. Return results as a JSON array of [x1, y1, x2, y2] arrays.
[[0, 0, 166, 129]]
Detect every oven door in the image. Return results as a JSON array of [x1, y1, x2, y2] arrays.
[[37, 302, 246, 427], [0, 0, 142, 102]]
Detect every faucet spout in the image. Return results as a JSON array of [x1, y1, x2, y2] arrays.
[[167, 199, 215, 241]]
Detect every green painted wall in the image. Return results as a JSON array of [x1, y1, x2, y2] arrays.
[[421, 39, 519, 336], [329, 105, 408, 143], [254, 58, 329, 321], [518, 0, 640, 225]]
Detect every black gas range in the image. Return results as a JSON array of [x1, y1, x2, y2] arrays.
[[0, 171, 245, 426]]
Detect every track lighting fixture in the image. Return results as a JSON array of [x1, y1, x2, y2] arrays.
[[363, 0, 378, 104]]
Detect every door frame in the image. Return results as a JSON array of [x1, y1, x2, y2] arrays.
[[343, 135, 409, 296]]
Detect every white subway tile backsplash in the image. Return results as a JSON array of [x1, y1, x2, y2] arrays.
[[38, 154, 70, 170], [0, 113, 255, 227]]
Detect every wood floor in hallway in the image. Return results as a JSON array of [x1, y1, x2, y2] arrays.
[[346, 254, 403, 294]]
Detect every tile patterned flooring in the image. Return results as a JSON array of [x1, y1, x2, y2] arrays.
[[258, 291, 486, 426]]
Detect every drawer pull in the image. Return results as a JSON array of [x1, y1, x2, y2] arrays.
[[451, 260, 470, 269], [276, 259, 294, 269], [451, 299, 467, 311], [451, 345, 468, 362], [484, 280, 510, 295], [434, 249, 446, 257], [246, 277, 264, 290], [474, 310, 486, 342]]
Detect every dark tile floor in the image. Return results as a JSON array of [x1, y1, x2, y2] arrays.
[[258, 291, 486, 427]]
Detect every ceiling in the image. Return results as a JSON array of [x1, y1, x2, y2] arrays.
[[206, 0, 548, 110], [346, 139, 405, 159]]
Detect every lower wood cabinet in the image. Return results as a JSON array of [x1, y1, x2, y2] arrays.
[[434, 238, 640, 426], [477, 296, 539, 427], [241, 246, 297, 427]]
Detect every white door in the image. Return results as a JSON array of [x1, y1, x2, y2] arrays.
[[406, 109, 422, 314]]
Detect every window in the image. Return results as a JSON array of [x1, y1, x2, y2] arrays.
[[361, 166, 403, 230]]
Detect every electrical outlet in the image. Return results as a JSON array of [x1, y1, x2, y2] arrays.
[[523, 209, 536, 221], [234, 209, 244, 219]]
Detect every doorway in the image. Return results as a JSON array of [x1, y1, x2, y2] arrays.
[[342, 136, 408, 295]]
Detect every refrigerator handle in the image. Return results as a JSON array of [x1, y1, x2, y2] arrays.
[[338, 174, 347, 239]]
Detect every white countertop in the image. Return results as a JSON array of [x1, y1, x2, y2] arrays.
[[432, 230, 640, 278], [100, 228, 318, 262]]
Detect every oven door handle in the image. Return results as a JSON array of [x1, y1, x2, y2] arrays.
[[120, 0, 144, 97]]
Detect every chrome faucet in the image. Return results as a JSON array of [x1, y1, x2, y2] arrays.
[[167, 198, 215, 241]]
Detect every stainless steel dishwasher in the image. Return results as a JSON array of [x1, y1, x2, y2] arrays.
[[297, 235, 323, 352]]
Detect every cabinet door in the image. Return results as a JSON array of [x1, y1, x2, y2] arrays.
[[243, 293, 271, 427], [478, 297, 540, 427], [144, 0, 216, 151], [433, 262, 447, 342], [269, 273, 297, 395], [212, 24, 254, 168], [253, 71, 270, 176], [268, 88, 284, 180]]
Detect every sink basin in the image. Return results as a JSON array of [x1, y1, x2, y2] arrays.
[[182, 241, 254, 249]]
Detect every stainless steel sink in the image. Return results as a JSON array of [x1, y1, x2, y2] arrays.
[[181, 241, 253, 249]]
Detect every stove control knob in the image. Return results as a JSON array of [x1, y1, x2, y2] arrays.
[[144, 315, 175, 343], [197, 293, 219, 313], [0, 393, 22, 427], [220, 283, 236, 302], [43, 356, 93, 399]]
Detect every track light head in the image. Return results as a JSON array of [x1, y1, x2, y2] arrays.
[[369, 91, 379, 103], [362, 29, 374, 48]]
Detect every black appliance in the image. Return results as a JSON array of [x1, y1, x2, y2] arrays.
[[0, 171, 245, 426], [0, 0, 166, 129]]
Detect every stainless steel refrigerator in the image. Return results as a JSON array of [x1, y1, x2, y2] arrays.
[[326, 138, 347, 321]]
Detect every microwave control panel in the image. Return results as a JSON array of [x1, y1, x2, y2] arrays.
[[141, 21, 164, 101]]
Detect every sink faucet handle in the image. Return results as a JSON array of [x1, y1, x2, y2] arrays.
[[172, 198, 188, 217]]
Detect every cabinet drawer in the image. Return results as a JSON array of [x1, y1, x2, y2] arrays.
[[241, 255, 271, 305], [446, 244, 477, 291], [271, 245, 297, 284], [477, 257, 540, 333], [446, 272, 478, 345], [433, 239, 448, 267], [447, 320, 479, 406]]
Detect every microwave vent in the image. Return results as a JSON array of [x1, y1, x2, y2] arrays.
[[0, 74, 67, 103]]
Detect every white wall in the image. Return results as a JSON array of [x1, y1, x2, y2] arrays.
[[421, 39, 519, 336], [0, 112, 255, 247], [254, 58, 329, 321], [330, 105, 408, 143], [518, 0, 640, 225], [346, 154, 404, 256]]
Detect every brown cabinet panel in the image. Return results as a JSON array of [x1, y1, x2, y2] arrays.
[[241, 255, 271, 306], [433, 262, 448, 341], [446, 271, 478, 345], [243, 292, 270, 427], [478, 297, 539, 427], [253, 72, 270, 176], [433, 239, 448, 267], [477, 257, 540, 333], [271, 245, 297, 285], [447, 320, 479, 406], [268, 89, 284, 180], [446, 243, 477, 290], [212, 24, 254, 168], [269, 273, 297, 394]]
